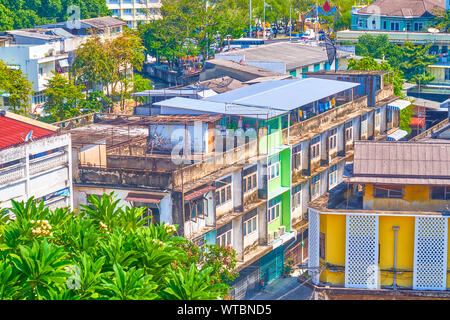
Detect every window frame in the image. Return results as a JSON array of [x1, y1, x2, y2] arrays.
[[243, 216, 258, 237], [268, 162, 280, 181], [268, 202, 281, 223], [430, 186, 450, 200], [311, 136, 321, 160], [329, 165, 338, 188], [373, 185, 404, 199], [217, 230, 233, 247], [215, 178, 233, 207], [329, 128, 337, 151], [345, 121, 353, 143], [311, 175, 321, 200]]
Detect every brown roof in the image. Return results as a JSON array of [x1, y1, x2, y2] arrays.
[[199, 76, 247, 93], [357, 0, 444, 18], [350, 141, 450, 185]]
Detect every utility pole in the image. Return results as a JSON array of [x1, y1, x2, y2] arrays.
[[289, 3, 292, 42], [264, 0, 266, 39], [249, 0, 252, 38]]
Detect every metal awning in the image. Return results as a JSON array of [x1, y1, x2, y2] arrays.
[[410, 117, 425, 128], [58, 59, 69, 68], [184, 185, 215, 201], [387, 99, 411, 111], [125, 192, 166, 204], [386, 129, 408, 141]]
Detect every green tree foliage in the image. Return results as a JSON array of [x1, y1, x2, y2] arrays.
[[398, 42, 437, 85], [347, 56, 405, 97], [0, 59, 33, 116], [433, 9, 450, 32], [43, 72, 85, 122], [0, 193, 237, 300], [355, 35, 437, 85], [138, 0, 247, 68], [399, 105, 413, 135], [0, 0, 111, 31], [72, 31, 145, 111]]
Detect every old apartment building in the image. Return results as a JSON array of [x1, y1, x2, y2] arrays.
[[307, 120, 450, 299], [0, 111, 72, 211], [61, 73, 400, 299]]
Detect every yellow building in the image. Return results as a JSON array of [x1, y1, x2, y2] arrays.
[[307, 139, 450, 293]]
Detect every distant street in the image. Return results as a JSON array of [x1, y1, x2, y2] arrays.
[[248, 273, 315, 300]]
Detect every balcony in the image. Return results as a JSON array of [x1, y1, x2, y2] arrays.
[[29, 151, 67, 176], [0, 164, 25, 186]]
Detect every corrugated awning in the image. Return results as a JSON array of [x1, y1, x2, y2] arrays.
[[125, 192, 166, 204], [58, 59, 69, 68], [410, 117, 425, 128], [184, 185, 215, 201], [388, 99, 411, 111], [386, 129, 408, 141]]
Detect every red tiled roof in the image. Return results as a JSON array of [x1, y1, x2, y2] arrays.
[[0, 117, 54, 150]]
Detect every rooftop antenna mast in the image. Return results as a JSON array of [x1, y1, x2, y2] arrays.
[[324, 34, 337, 72]]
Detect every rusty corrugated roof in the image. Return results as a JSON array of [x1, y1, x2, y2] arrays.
[[356, 0, 444, 18], [351, 141, 450, 185]]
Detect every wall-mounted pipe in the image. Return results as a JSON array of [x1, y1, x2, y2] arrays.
[[392, 225, 400, 290]]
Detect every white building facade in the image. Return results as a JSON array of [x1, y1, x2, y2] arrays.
[[0, 133, 73, 211], [107, 0, 162, 29]]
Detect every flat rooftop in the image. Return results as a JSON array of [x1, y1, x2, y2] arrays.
[[68, 114, 223, 147], [219, 42, 352, 71]]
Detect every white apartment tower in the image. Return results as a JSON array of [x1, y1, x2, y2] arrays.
[[107, 0, 163, 29]]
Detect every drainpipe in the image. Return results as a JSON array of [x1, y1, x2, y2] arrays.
[[392, 226, 400, 290]]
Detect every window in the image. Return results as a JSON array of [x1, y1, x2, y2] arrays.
[[184, 199, 205, 222], [414, 23, 423, 32], [268, 155, 280, 181], [215, 176, 232, 207], [406, 23, 411, 31], [383, 21, 387, 30], [329, 128, 337, 151], [319, 233, 325, 260], [311, 175, 321, 200], [445, 68, 450, 81], [390, 22, 400, 31], [386, 109, 393, 124], [243, 165, 258, 193], [361, 114, 368, 136], [329, 165, 338, 188], [311, 136, 320, 159], [292, 185, 302, 212], [217, 223, 232, 247], [123, 9, 133, 16], [243, 216, 258, 236], [374, 185, 403, 199], [268, 197, 281, 223], [375, 109, 381, 129], [292, 144, 302, 170], [345, 121, 353, 143], [430, 186, 450, 200]]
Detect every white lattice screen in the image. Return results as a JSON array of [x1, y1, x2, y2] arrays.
[[308, 209, 320, 284], [413, 217, 448, 290], [345, 215, 379, 289]]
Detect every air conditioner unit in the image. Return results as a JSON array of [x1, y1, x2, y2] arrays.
[[274, 230, 279, 239], [279, 226, 286, 235]]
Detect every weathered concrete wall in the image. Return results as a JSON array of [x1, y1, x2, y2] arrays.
[[76, 166, 172, 189]]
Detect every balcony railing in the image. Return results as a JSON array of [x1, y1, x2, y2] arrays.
[[0, 165, 25, 186], [29, 152, 68, 176]]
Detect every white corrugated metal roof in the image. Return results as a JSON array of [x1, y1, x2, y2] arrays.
[[154, 97, 286, 119], [205, 78, 359, 110]]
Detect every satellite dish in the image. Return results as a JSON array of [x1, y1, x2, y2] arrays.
[[324, 35, 337, 70], [25, 130, 33, 142]]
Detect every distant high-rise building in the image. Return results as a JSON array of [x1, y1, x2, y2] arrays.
[[106, 0, 162, 29]]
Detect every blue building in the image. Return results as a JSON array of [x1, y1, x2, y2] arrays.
[[351, 0, 446, 32]]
